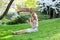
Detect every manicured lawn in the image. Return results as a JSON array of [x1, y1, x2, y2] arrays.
[[0, 18, 60, 40]]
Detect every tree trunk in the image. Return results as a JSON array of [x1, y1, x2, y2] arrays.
[[59, 11, 60, 17], [0, 0, 14, 20], [49, 8, 54, 19]]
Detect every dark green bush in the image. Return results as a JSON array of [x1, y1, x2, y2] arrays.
[[37, 12, 49, 21], [6, 14, 30, 25]]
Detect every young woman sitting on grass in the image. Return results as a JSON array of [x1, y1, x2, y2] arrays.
[[12, 11, 38, 34]]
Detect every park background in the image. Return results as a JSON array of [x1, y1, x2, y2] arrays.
[[0, 0, 60, 40]]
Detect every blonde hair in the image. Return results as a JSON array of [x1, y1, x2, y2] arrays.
[[29, 11, 38, 21]]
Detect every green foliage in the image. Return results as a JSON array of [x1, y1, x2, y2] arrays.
[[37, 12, 49, 21], [0, 0, 6, 7], [6, 14, 30, 25], [25, 0, 37, 8]]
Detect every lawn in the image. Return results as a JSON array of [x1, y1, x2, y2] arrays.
[[0, 18, 60, 40]]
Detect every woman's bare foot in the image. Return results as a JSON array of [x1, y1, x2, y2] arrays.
[[12, 32, 18, 34]]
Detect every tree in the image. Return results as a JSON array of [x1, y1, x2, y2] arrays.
[[38, 0, 60, 18], [0, 0, 14, 20], [25, 0, 37, 8]]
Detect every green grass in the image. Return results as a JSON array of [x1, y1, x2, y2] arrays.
[[0, 18, 60, 40]]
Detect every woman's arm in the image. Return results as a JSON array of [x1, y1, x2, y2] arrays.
[[27, 18, 33, 27]]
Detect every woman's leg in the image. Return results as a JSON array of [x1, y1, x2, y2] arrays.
[[12, 28, 38, 34], [12, 29, 27, 34]]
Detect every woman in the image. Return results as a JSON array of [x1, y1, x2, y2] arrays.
[[12, 11, 38, 34]]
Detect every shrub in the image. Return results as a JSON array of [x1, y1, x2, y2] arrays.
[[37, 12, 49, 21], [6, 14, 30, 25]]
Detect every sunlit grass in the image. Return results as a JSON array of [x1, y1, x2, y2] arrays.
[[50, 33, 60, 40], [1, 35, 13, 39]]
